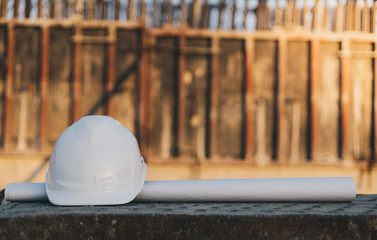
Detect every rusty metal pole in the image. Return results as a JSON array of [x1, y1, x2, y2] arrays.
[[106, 27, 116, 116], [340, 39, 350, 161], [209, 36, 219, 158], [244, 36, 254, 161], [72, 27, 82, 122], [177, 34, 186, 156], [277, 36, 287, 162], [4, 24, 15, 151], [40, 26, 50, 151], [310, 38, 319, 161]]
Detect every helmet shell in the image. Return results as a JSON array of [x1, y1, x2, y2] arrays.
[[46, 115, 147, 205]]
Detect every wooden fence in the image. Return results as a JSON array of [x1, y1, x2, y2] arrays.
[[0, 0, 376, 167]]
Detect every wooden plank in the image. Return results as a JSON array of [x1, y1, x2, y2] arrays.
[[72, 27, 82, 121], [209, 37, 219, 158], [362, 0, 370, 33], [349, 42, 373, 161], [25, 0, 32, 18], [13, 0, 20, 19], [0, 26, 6, 148], [286, 41, 309, 163], [139, 29, 151, 158], [244, 36, 254, 161], [48, 27, 72, 148], [177, 34, 186, 156], [374, 40, 377, 165], [371, 1, 376, 33], [277, 36, 287, 162], [345, 0, 352, 31], [202, 0, 210, 29], [149, 37, 178, 159], [253, 40, 277, 164], [309, 39, 319, 160], [80, 28, 107, 116], [113, 29, 141, 140], [106, 27, 116, 116], [340, 39, 350, 161], [183, 37, 209, 159], [353, 0, 360, 31], [38, 0, 42, 18], [315, 41, 340, 162], [335, 0, 343, 32], [13, 27, 41, 150], [4, 24, 15, 151], [217, 39, 244, 158], [40, 27, 49, 150]]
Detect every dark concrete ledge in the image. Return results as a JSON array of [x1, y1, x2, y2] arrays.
[[1, 195, 377, 240]]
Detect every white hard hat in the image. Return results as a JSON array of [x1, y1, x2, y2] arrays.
[[45, 115, 147, 206]]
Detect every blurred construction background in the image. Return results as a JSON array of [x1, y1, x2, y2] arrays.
[[0, 0, 377, 193]]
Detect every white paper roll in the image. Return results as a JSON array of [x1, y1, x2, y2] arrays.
[[5, 182, 48, 202], [134, 177, 356, 202], [5, 177, 356, 203]]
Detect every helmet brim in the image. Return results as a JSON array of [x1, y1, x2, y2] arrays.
[[45, 165, 147, 206]]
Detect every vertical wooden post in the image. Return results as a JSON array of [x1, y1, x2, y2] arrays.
[[310, 38, 320, 161], [277, 36, 287, 162], [231, 0, 237, 30], [4, 24, 15, 151], [209, 36, 219, 158], [371, 1, 376, 33], [374, 40, 377, 165], [242, 0, 249, 30], [13, 0, 20, 19], [202, 0, 210, 29], [335, 0, 343, 32], [340, 39, 350, 160], [302, 0, 310, 31], [40, 26, 50, 150], [139, 28, 150, 158], [72, 27, 82, 122], [217, 0, 225, 29], [244, 36, 254, 161], [362, 0, 370, 32], [180, 0, 187, 28], [312, 0, 320, 31], [114, 0, 120, 20], [353, 0, 360, 31], [128, 0, 135, 21], [25, 0, 32, 18], [345, 0, 352, 31], [177, 34, 186, 155], [106, 27, 116, 116], [38, 0, 43, 18]]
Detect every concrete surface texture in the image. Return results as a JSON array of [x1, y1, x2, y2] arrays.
[[1, 195, 377, 239]]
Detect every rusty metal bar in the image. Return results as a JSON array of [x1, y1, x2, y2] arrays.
[[106, 27, 116, 116], [72, 26, 82, 122], [177, 34, 186, 155], [139, 27, 151, 158], [40, 26, 50, 150], [310, 38, 319, 161], [340, 39, 350, 160], [4, 24, 15, 151], [244, 36, 254, 161], [209, 36, 219, 158], [276, 36, 287, 162]]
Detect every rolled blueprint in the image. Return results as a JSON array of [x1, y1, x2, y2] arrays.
[[5, 177, 356, 203]]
